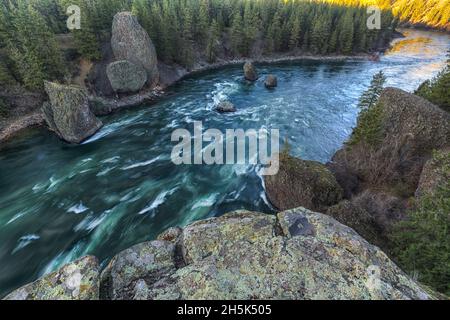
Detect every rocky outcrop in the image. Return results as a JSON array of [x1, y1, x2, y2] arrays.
[[215, 101, 236, 113], [6, 209, 437, 300], [264, 74, 278, 88], [43, 82, 103, 143], [4, 256, 99, 300], [265, 153, 343, 212], [415, 148, 450, 198], [329, 88, 450, 198], [106, 60, 147, 93], [111, 12, 159, 88], [326, 199, 385, 248], [243, 61, 258, 81], [326, 88, 450, 245]]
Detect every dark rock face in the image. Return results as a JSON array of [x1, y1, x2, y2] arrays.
[[86, 42, 116, 97], [106, 60, 147, 93], [215, 101, 236, 113], [243, 61, 258, 81], [111, 12, 159, 87], [43, 82, 102, 143], [5, 209, 437, 300], [4, 256, 99, 300], [264, 74, 278, 88], [88, 96, 113, 116], [264, 154, 343, 212]]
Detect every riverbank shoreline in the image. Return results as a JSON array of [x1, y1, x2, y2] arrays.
[[0, 53, 375, 145]]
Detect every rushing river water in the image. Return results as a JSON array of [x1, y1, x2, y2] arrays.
[[0, 29, 448, 297]]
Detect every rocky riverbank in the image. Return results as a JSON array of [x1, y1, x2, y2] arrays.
[[0, 53, 373, 145], [265, 87, 450, 256], [0, 8, 382, 145], [3, 207, 438, 300]]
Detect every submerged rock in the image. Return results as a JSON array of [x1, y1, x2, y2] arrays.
[[111, 12, 159, 87], [243, 61, 258, 81], [265, 153, 343, 212], [43, 81, 102, 143], [4, 256, 99, 300], [5, 209, 438, 300], [264, 74, 278, 88], [106, 60, 147, 93], [215, 101, 236, 113]]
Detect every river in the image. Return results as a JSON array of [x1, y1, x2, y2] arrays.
[[0, 29, 448, 297]]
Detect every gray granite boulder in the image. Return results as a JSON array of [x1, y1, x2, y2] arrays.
[[243, 61, 258, 81], [215, 101, 236, 113], [43, 81, 102, 143], [4, 256, 99, 300], [111, 12, 159, 87], [264, 74, 278, 88], [106, 60, 147, 93]]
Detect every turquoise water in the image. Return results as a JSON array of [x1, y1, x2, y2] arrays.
[[0, 29, 448, 297]]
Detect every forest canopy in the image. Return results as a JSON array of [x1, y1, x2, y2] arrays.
[[0, 0, 448, 92], [1, 0, 397, 90]]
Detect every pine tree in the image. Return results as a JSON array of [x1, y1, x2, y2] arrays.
[[0, 0, 65, 90], [198, 0, 210, 44], [358, 71, 387, 111], [288, 15, 301, 51], [243, 0, 259, 56], [339, 10, 354, 55], [266, 11, 282, 54], [230, 11, 244, 56], [206, 19, 220, 63]]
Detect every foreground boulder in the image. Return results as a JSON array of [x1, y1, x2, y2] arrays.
[[106, 60, 147, 93], [43, 82, 102, 143], [111, 12, 159, 87], [265, 153, 343, 212], [215, 101, 236, 113], [6, 209, 437, 300], [4, 256, 99, 300], [264, 74, 278, 88], [243, 61, 258, 81]]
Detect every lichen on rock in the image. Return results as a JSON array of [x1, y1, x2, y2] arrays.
[[264, 153, 343, 212], [5, 209, 439, 300], [111, 12, 159, 87], [43, 81, 102, 143], [3, 256, 100, 300], [106, 60, 147, 93]]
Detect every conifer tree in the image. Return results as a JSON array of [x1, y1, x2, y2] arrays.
[[288, 15, 302, 51], [358, 71, 386, 111]]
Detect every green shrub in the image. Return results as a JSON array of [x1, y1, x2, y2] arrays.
[[391, 150, 450, 296], [349, 102, 384, 147], [416, 66, 450, 113], [348, 71, 386, 147], [0, 98, 9, 118]]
